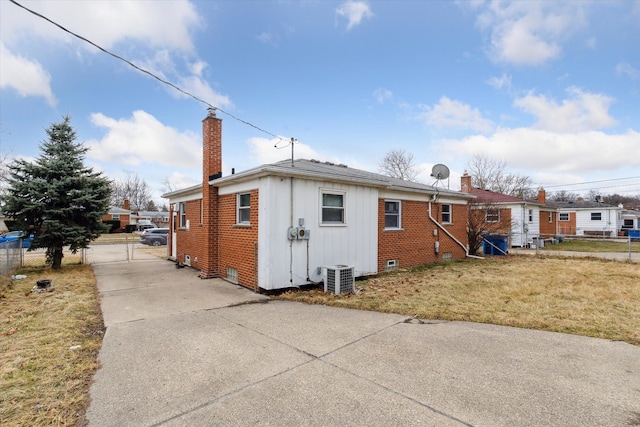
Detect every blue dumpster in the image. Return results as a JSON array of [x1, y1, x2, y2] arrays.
[[482, 235, 508, 255], [629, 230, 640, 242]]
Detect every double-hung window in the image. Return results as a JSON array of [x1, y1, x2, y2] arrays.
[[528, 209, 534, 222], [179, 202, 187, 228], [591, 212, 602, 221], [559, 212, 569, 221], [237, 193, 251, 224], [384, 200, 401, 229], [441, 204, 452, 224], [321, 191, 345, 224]]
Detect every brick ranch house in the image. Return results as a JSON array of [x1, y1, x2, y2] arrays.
[[163, 111, 474, 291], [460, 173, 550, 247]]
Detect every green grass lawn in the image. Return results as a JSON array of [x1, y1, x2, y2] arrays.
[[543, 239, 640, 253]]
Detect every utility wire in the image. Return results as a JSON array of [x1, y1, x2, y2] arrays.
[[9, 0, 288, 144], [541, 176, 640, 188]]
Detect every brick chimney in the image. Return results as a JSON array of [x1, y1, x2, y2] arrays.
[[537, 188, 546, 204], [200, 109, 222, 278], [123, 199, 130, 211], [460, 172, 472, 194]]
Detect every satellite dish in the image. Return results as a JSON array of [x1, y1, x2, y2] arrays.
[[430, 164, 450, 189], [431, 164, 450, 180]]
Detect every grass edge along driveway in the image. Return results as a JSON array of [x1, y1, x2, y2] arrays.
[[278, 255, 640, 346]]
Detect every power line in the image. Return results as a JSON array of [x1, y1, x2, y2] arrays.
[[541, 176, 640, 188], [9, 0, 288, 144]]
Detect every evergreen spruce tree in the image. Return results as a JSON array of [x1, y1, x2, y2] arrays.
[[2, 116, 111, 269]]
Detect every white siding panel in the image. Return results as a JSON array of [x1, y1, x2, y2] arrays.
[[257, 176, 378, 290]]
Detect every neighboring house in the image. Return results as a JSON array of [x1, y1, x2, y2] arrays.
[[134, 211, 170, 227], [550, 199, 623, 237], [460, 173, 546, 247], [621, 206, 640, 234], [102, 204, 131, 233], [163, 110, 474, 291]]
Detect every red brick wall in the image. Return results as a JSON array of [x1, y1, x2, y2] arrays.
[[539, 210, 557, 237], [201, 112, 222, 278], [175, 199, 207, 270], [218, 190, 259, 290], [558, 212, 576, 235], [377, 199, 467, 272]]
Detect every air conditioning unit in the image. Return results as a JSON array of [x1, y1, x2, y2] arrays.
[[323, 265, 354, 295]]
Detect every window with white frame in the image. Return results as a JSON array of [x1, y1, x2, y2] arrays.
[[559, 212, 569, 221], [591, 212, 602, 221], [237, 193, 251, 224], [179, 202, 187, 228], [384, 200, 401, 229], [528, 209, 534, 222], [622, 219, 634, 229], [321, 191, 345, 224], [441, 204, 452, 224], [548, 212, 553, 223], [112, 214, 120, 220], [485, 208, 499, 223]]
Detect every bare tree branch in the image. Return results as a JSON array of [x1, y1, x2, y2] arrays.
[[379, 149, 420, 182]]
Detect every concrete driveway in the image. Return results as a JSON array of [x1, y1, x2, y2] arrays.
[[85, 249, 640, 426]]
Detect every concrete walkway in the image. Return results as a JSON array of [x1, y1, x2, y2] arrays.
[[85, 250, 640, 426]]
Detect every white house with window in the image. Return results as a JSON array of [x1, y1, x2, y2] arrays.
[[165, 158, 473, 290], [552, 200, 623, 237]]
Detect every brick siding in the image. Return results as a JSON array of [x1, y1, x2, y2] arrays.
[[377, 199, 467, 272], [218, 190, 259, 290]]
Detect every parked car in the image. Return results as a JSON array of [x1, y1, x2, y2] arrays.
[[137, 220, 157, 231], [140, 228, 169, 246], [0, 230, 34, 248]]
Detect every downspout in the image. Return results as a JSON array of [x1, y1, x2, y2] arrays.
[[289, 176, 294, 285], [428, 198, 483, 260]]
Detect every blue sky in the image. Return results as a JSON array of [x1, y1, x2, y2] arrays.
[[1, 0, 639, 205]]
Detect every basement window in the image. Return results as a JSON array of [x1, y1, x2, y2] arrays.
[[227, 267, 238, 284]]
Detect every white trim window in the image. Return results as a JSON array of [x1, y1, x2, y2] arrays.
[[384, 200, 401, 229], [237, 193, 251, 224], [112, 214, 120, 220], [179, 202, 187, 228], [559, 212, 569, 221], [528, 209, 534, 222], [321, 191, 345, 224], [591, 212, 602, 221], [485, 208, 499, 223], [441, 204, 452, 224], [548, 212, 553, 223]]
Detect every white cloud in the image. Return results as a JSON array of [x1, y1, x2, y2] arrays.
[[373, 88, 393, 104], [615, 62, 640, 80], [0, 43, 56, 106], [442, 128, 640, 174], [336, 1, 374, 31], [514, 87, 617, 132], [419, 97, 494, 133], [486, 73, 512, 91], [1, 0, 201, 52], [86, 110, 201, 168], [474, 1, 587, 66], [163, 171, 200, 194]]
